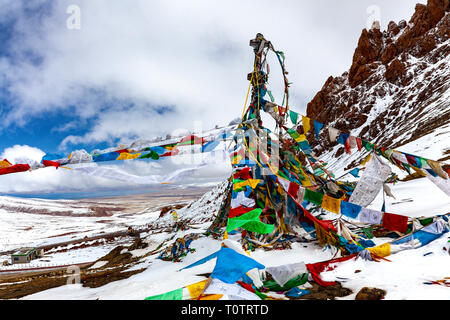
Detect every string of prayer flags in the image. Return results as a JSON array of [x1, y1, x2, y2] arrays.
[[272, 106, 447, 182]]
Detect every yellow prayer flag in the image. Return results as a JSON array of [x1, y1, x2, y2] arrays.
[[321, 195, 341, 214], [368, 242, 391, 258], [186, 280, 208, 299], [233, 179, 261, 190], [198, 294, 223, 300], [117, 152, 141, 160], [294, 134, 307, 143], [360, 154, 372, 166], [231, 155, 243, 165], [302, 116, 311, 133], [0, 160, 11, 169], [427, 159, 448, 179]]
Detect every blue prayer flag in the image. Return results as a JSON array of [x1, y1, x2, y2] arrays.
[[340, 201, 362, 219]]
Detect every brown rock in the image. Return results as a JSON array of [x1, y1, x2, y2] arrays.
[[355, 287, 386, 300], [385, 58, 406, 83]]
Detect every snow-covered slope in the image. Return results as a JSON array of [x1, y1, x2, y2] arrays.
[[9, 176, 450, 300]]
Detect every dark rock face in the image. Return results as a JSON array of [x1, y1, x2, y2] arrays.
[[306, 0, 450, 158]]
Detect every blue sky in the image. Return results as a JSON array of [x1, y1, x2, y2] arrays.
[[0, 0, 424, 195]]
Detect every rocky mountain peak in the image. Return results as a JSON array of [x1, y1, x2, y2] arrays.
[[306, 0, 449, 168]]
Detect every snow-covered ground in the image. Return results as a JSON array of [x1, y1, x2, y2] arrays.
[[0, 175, 447, 300]]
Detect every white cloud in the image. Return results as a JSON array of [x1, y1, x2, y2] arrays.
[[0, 0, 424, 153], [0, 144, 45, 164]]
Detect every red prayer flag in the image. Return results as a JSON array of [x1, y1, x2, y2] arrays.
[[42, 160, 60, 168], [306, 254, 357, 287], [229, 206, 255, 218], [382, 212, 408, 233], [0, 164, 31, 176], [356, 137, 362, 151], [233, 167, 252, 180], [344, 138, 351, 154], [160, 149, 179, 157], [288, 182, 300, 199]]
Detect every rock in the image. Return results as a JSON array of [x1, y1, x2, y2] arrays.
[[385, 58, 406, 84], [355, 287, 386, 300], [306, 0, 450, 156], [128, 237, 148, 251]]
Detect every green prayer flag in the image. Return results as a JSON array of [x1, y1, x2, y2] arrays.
[[145, 288, 183, 300], [402, 163, 411, 175], [304, 189, 323, 205], [267, 90, 275, 103], [362, 140, 374, 152], [287, 128, 301, 141], [263, 273, 309, 291], [314, 168, 325, 176], [289, 110, 298, 125], [227, 208, 275, 234], [362, 227, 373, 239], [139, 150, 159, 160], [419, 217, 433, 226]]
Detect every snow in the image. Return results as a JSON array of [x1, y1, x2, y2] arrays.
[[0, 175, 444, 300]]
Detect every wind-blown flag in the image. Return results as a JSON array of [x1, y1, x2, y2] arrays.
[[227, 208, 275, 234], [289, 110, 298, 125], [181, 246, 265, 284], [314, 121, 324, 139], [348, 168, 360, 178], [349, 155, 391, 207], [302, 116, 311, 133]]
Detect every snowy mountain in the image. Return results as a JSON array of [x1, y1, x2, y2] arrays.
[[306, 0, 449, 175]]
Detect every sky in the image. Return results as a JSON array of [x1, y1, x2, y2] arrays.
[[0, 0, 425, 195]]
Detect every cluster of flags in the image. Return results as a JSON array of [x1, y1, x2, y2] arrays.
[[227, 145, 276, 235], [0, 129, 236, 178]]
